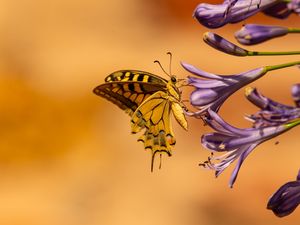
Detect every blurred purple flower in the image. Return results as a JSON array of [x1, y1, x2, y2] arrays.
[[267, 169, 300, 217], [292, 84, 300, 107], [193, 0, 281, 28], [204, 32, 249, 56], [200, 109, 300, 188], [264, 0, 300, 17], [288, 0, 300, 14], [235, 24, 289, 45], [245, 86, 300, 127], [182, 62, 266, 117], [263, 2, 293, 18]]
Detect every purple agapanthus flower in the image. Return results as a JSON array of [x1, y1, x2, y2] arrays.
[[200, 109, 300, 188], [288, 0, 300, 14], [263, 0, 300, 17], [182, 62, 267, 117], [263, 2, 293, 18], [204, 32, 249, 56], [204, 31, 300, 56], [235, 24, 289, 45], [267, 169, 300, 217], [193, 0, 281, 28], [292, 84, 300, 107], [245, 86, 300, 127]]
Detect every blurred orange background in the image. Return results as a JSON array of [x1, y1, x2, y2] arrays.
[[0, 0, 299, 224]]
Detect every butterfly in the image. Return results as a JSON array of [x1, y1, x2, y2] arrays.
[[93, 53, 188, 170]]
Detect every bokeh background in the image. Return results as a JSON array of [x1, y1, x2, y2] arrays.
[[0, 0, 299, 224]]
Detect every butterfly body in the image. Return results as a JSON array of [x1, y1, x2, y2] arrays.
[[93, 70, 187, 169]]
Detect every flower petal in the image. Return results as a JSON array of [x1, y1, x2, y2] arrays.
[[201, 132, 235, 151], [229, 143, 257, 187], [190, 89, 219, 106], [188, 77, 227, 89], [181, 62, 223, 79], [203, 32, 249, 56], [235, 24, 288, 45]]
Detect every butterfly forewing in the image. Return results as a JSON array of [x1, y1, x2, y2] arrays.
[[93, 70, 168, 115], [105, 70, 168, 85]]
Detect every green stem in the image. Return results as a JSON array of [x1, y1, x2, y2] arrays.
[[265, 61, 300, 72], [288, 28, 300, 33], [248, 51, 300, 56], [285, 118, 300, 129]]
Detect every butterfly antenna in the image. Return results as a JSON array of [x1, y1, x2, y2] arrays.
[[167, 52, 172, 75], [154, 60, 170, 77]]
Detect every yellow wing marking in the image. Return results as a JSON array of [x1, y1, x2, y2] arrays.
[[129, 93, 137, 102], [123, 84, 130, 92], [132, 74, 140, 82], [133, 83, 142, 92], [142, 75, 149, 82]]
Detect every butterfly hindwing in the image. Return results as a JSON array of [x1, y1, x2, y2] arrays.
[[131, 91, 188, 170]]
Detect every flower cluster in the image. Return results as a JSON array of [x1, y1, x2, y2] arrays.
[[185, 0, 300, 217]]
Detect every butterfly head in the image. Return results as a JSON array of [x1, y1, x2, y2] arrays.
[[171, 75, 177, 83]]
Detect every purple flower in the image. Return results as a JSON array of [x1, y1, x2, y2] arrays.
[[267, 169, 300, 217], [263, 2, 293, 18], [264, 0, 300, 17], [200, 109, 300, 188], [182, 62, 267, 117], [204, 32, 300, 56], [193, 0, 281, 29], [288, 0, 300, 14], [292, 84, 300, 107], [245, 86, 300, 127], [235, 24, 289, 45], [204, 32, 249, 56]]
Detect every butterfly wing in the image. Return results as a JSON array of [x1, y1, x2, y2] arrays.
[[131, 91, 187, 170], [93, 70, 168, 115]]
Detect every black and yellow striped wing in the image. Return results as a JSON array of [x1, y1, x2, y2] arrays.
[[93, 70, 168, 115]]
